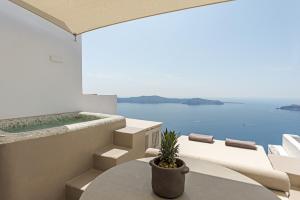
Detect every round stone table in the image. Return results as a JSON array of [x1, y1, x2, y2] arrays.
[[80, 157, 280, 200]]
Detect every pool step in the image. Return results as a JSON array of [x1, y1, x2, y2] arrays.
[[65, 169, 103, 200], [93, 145, 131, 171]]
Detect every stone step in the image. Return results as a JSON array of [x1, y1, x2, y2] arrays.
[[113, 126, 144, 148], [93, 145, 131, 171], [125, 118, 162, 149], [65, 169, 103, 200]]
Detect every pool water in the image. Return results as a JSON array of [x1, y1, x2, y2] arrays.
[[1, 114, 102, 133]]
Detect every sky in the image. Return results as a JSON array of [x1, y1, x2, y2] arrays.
[[82, 0, 300, 99]]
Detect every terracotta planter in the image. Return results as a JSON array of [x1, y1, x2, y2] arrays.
[[149, 157, 189, 199]]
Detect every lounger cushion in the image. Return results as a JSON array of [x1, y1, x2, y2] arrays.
[[225, 138, 257, 150], [177, 136, 291, 192], [189, 133, 214, 143]]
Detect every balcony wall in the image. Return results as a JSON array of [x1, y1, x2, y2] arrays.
[[0, 1, 116, 119], [82, 94, 117, 115]]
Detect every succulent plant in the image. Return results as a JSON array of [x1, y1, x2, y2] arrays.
[[158, 129, 179, 168]]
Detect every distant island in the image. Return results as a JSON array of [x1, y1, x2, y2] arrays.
[[117, 95, 225, 106], [277, 104, 300, 111]]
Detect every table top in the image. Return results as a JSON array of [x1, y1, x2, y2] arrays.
[[80, 157, 280, 200]]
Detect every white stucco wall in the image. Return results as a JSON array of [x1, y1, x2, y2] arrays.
[[82, 94, 117, 114], [0, 1, 116, 119], [283, 134, 300, 158]]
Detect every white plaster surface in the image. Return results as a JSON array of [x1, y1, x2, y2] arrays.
[[283, 134, 300, 158], [0, 1, 117, 119]]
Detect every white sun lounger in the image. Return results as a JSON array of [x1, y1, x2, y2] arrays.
[[145, 135, 290, 195]]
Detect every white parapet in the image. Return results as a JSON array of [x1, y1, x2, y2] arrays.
[[269, 134, 300, 158], [81, 94, 117, 115], [282, 134, 300, 158], [268, 145, 289, 156]]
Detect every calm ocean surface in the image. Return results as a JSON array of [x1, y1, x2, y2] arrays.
[[118, 99, 300, 150]]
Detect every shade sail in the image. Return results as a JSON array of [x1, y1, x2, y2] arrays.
[[9, 0, 232, 35]]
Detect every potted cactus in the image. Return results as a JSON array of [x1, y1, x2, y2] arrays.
[[149, 129, 189, 198]]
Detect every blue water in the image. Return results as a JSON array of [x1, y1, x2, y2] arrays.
[[118, 99, 300, 149]]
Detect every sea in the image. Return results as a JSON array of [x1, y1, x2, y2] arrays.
[[118, 99, 300, 150]]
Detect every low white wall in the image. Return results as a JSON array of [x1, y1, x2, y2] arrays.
[[283, 134, 300, 158], [82, 94, 117, 114], [0, 1, 117, 119]]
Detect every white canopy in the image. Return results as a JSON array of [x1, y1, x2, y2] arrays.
[[10, 0, 232, 35]]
